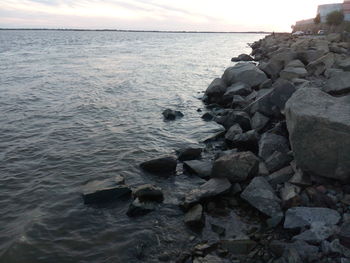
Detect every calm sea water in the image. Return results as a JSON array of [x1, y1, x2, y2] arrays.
[[0, 30, 266, 263]]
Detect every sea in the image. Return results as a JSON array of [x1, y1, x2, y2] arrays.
[[0, 30, 266, 263]]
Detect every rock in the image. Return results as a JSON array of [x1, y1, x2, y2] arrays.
[[327, 33, 342, 42], [215, 149, 238, 160], [259, 79, 273, 89], [270, 240, 319, 262], [222, 63, 268, 87], [193, 254, 224, 263], [258, 162, 269, 176], [284, 207, 341, 229], [258, 133, 290, 161], [231, 53, 254, 62], [280, 67, 307, 80], [140, 156, 177, 175], [126, 198, 157, 217], [82, 176, 131, 204], [280, 182, 301, 208], [223, 82, 252, 98], [297, 49, 326, 65], [286, 60, 305, 68], [224, 124, 243, 141], [328, 239, 350, 258], [215, 110, 251, 131], [201, 112, 215, 121], [339, 221, 350, 248], [177, 147, 202, 161], [183, 160, 213, 179], [226, 130, 259, 153], [241, 177, 281, 217], [338, 57, 350, 71], [205, 78, 227, 103], [251, 112, 269, 132], [265, 151, 293, 173], [278, 248, 303, 263], [293, 222, 335, 243], [133, 184, 164, 202], [285, 88, 350, 180], [184, 204, 205, 228], [324, 71, 350, 95], [220, 239, 257, 255], [183, 178, 231, 209], [259, 60, 284, 80], [162, 109, 184, 120], [289, 172, 312, 187], [212, 151, 259, 183], [231, 95, 248, 108], [306, 53, 335, 76], [267, 166, 294, 186]]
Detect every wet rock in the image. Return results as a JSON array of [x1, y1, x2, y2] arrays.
[[140, 156, 177, 175], [306, 53, 335, 76], [324, 71, 350, 95], [231, 53, 254, 62], [184, 204, 205, 228], [177, 147, 202, 161], [284, 207, 341, 229], [162, 109, 184, 120], [258, 133, 289, 161], [280, 67, 307, 80], [224, 124, 243, 141], [205, 78, 227, 103], [265, 151, 293, 173], [285, 88, 350, 180], [82, 176, 131, 204], [183, 178, 231, 209], [292, 222, 335, 243], [241, 176, 282, 217], [215, 110, 251, 131], [127, 198, 157, 217], [212, 151, 259, 183], [133, 184, 164, 202], [220, 239, 257, 255], [183, 160, 213, 179], [267, 166, 294, 186], [222, 63, 268, 87], [251, 112, 269, 132], [201, 112, 215, 121]]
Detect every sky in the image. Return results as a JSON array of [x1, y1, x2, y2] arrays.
[[0, 0, 344, 32]]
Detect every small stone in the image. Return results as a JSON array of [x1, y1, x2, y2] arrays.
[[201, 112, 215, 121], [184, 204, 205, 228]]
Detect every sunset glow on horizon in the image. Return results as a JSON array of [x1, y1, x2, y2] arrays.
[[0, 0, 344, 32]]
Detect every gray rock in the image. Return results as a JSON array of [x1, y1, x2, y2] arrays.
[[231, 53, 254, 62], [193, 255, 224, 263], [339, 221, 350, 248], [284, 207, 341, 229], [215, 149, 238, 160], [280, 67, 307, 80], [286, 60, 305, 68], [183, 178, 231, 209], [293, 222, 335, 243], [215, 110, 251, 131], [327, 33, 342, 42], [177, 147, 202, 161], [201, 112, 215, 121], [285, 88, 350, 180], [251, 112, 269, 132], [140, 156, 177, 174], [220, 239, 257, 255], [183, 160, 213, 179], [224, 124, 243, 141], [259, 60, 284, 80], [133, 184, 164, 202], [306, 53, 335, 76], [82, 176, 131, 204], [338, 57, 350, 71], [258, 162, 269, 176], [223, 82, 252, 98], [127, 198, 157, 217], [226, 130, 259, 153], [259, 79, 273, 89], [289, 172, 312, 187], [328, 239, 350, 258], [258, 133, 290, 161], [212, 151, 259, 183], [184, 204, 205, 228], [267, 166, 294, 186], [205, 78, 227, 97], [222, 63, 268, 87], [162, 109, 184, 120], [231, 95, 248, 108], [241, 176, 281, 217], [324, 71, 350, 95], [280, 182, 301, 205]]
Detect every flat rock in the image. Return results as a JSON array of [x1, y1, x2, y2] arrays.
[[140, 156, 177, 175], [284, 207, 341, 229], [133, 184, 164, 202], [241, 176, 281, 217], [212, 151, 259, 183], [285, 88, 350, 180], [183, 160, 213, 179]]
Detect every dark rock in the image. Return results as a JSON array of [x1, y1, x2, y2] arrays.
[[284, 207, 341, 229], [324, 71, 350, 95], [231, 53, 254, 62], [259, 60, 284, 80], [265, 151, 293, 173], [82, 176, 131, 204], [241, 176, 282, 217], [214, 149, 238, 160], [258, 162, 269, 176], [184, 204, 205, 228], [212, 151, 259, 183], [215, 111, 251, 131], [183, 178, 231, 209], [340, 221, 350, 249], [305, 187, 337, 209], [222, 63, 268, 87], [251, 112, 269, 132], [289, 172, 312, 187], [285, 88, 350, 180], [259, 79, 273, 89], [224, 124, 243, 141], [267, 166, 294, 186], [127, 198, 157, 217], [201, 112, 215, 121], [220, 239, 257, 255], [268, 79, 296, 113], [205, 78, 227, 102], [183, 160, 213, 179], [223, 82, 252, 99], [280, 182, 301, 208], [133, 184, 164, 202], [140, 156, 177, 175], [258, 133, 290, 161], [292, 222, 335, 243], [177, 147, 202, 161], [231, 95, 248, 109], [226, 130, 259, 153], [280, 67, 307, 80], [193, 254, 224, 263], [162, 109, 184, 120]]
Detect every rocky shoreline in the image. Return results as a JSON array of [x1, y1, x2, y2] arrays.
[[83, 33, 350, 263]]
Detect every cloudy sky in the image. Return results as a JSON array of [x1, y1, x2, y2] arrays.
[[0, 0, 343, 32]]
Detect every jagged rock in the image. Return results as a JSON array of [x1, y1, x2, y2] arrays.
[[215, 110, 251, 131], [280, 182, 301, 204], [338, 57, 350, 71], [324, 71, 350, 95], [284, 207, 341, 229], [183, 178, 231, 209], [177, 147, 202, 161], [162, 109, 184, 120], [127, 198, 157, 217], [297, 49, 326, 65], [231, 95, 248, 108], [231, 53, 254, 62], [184, 204, 205, 228], [212, 151, 259, 183], [285, 88, 350, 180], [82, 176, 131, 204], [280, 67, 307, 80], [258, 162, 269, 176], [293, 222, 335, 243], [224, 124, 243, 141], [267, 166, 294, 186], [306, 53, 335, 76], [133, 184, 164, 202], [205, 78, 227, 103], [222, 63, 268, 87], [241, 176, 281, 217], [289, 172, 312, 187], [258, 133, 290, 161], [183, 160, 213, 179], [251, 112, 269, 132], [140, 156, 177, 174], [265, 151, 293, 173]]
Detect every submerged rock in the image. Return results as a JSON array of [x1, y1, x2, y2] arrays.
[[140, 156, 177, 175], [177, 147, 202, 161], [162, 109, 184, 120], [127, 198, 157, 217], [133, 184, 164, 202]]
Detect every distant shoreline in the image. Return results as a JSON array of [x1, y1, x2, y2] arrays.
[[0, 28, 272, 34]]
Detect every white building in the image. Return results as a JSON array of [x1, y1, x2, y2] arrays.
[[317, 3, 343, 22], [344, 0, 350, 21]]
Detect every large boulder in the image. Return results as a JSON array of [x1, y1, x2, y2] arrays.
[[285, 88, 350, 180], [324, 71, 350, 95], [204, 78, 227, 103], [177, 147, 202, 161], [222, 63, 268, 87], [212, 151, 259, 183], [140, 156, 177, 175], [306, 53, 335, 76], [259, 60, 284, 80], [241, 177, 282, 217]]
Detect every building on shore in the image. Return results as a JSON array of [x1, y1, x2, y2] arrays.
[[344, 0, 350, 20], [317, 3, 343, 22]]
